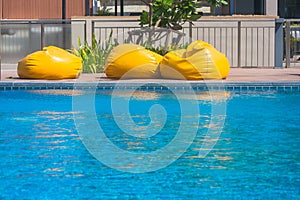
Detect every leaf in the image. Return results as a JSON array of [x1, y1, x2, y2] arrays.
[[139, 10, 150, 26], [221, 0, 228, 5], [77, 37, 82, 47], [189, 14, 201, 21]]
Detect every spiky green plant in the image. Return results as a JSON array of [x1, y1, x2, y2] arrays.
[[71, 31, 118, 73]]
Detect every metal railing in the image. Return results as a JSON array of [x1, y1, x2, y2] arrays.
[[186, 20, 276, 68], [1, 18, 295, 80], [91, 19, 278, 68], [284, 19, 300, 68], [91, 19, 141, 44], [0, 20, 71, 78]]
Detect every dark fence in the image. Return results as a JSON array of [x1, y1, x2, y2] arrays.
[[1, 20, 71, 64], [0, 20, 72, 79]]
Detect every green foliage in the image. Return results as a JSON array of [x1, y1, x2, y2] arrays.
[[291, 23, 300, 27], [207, 0, 228, 7], [70, 32, 118, 73], [140, 0, 228, 30], [95, 7, 113, 16], [144, 43, 189, 55], [140, 0, 201, 30]]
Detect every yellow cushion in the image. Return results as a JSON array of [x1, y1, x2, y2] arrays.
[[18, 46, 82, 80], [105, 44, 163, 79], [159, 40, 230, 80]]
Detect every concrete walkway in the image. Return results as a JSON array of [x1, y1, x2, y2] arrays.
[[1, 68, 300, 83]]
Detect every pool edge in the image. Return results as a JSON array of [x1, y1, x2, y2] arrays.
[[0, 81, 299, 92]]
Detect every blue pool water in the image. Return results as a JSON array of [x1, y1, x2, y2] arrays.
[[0, 88, 299, 199]]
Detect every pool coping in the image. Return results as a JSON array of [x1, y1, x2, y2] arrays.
[[1, 68, 300, 91], [2, 68, 300, 82]]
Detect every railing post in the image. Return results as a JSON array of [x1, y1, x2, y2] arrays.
[[275, 18, 284, 68], [91, 20, 95, 47], [237, 21, 241, 68], [285, 20, 291, 68], [62, 20, 66, 49], [120, 0, 124, 16], [62, 0, 66, 19], [41, 23, 45, 50], [85, 0, 90, 16], [29, 21, 33, 52], [189, 22, 192, 44], [84, 21, 87, 42], [114, 0, 118, 16]]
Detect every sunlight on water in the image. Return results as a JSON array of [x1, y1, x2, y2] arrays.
[[0, 90, 299, 199]]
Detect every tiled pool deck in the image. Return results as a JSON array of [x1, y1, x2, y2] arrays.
[[1, 68, 300, 91]]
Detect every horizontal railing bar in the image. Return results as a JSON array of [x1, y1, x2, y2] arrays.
[[93, 26, 274, 29], [0, 20, 71, 24], [189, 26, 237, 28], [91, 19, 140, 23], [193, 26, 274, 28], [94, 26, 140, 28], [91, 19, 276, 23], [285, 19, 300, 22]]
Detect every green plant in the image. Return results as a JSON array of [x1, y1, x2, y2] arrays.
[[291, 22, 300, 27], [140, 0, 201, 30], [144, 42, 188, 55], [140, 0, 228, 30], [70, 31, 118, 73], [95, 7, 113, 16], [207, 0, 228, 7]]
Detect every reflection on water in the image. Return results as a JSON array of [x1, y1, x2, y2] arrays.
[[0, 90, 299, 199], [29, 90, 84, 96], [101, 89, 231, 101], [112, 90, 162, 100]]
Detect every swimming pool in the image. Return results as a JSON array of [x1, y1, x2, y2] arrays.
[[0, 82, 299, 199]]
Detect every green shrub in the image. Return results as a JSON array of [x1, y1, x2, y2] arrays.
[[95, 7, 113, 16], [140, 0, 227, 30], [70, 30, 190, 72], [144, 43, 189, 55], [70, 32, 118, 73]]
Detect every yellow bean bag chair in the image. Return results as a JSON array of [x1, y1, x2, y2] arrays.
[[18, 46, 82, 80], [159, 40, 230, 80], [105, 44, 163, 79]]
